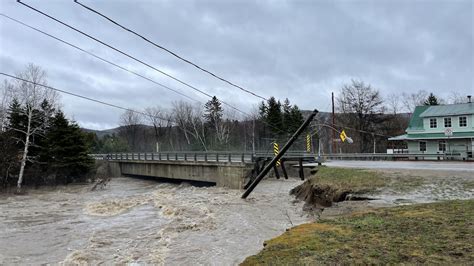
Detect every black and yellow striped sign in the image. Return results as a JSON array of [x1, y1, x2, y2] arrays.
[[273, 142, 281, 166], [306, 134, 311, 152]]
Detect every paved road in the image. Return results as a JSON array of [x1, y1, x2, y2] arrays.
[[310, 160, 474, 172]]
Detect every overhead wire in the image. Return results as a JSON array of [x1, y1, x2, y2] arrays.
[[16, 0, 247, 116], [0, 72, 165, 121], [73, 0, 268, 101], [10, 3, 298, 137], [0, 13, 198, 103]]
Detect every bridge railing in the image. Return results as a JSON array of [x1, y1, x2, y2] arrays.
[[90, 150, 317, 163]]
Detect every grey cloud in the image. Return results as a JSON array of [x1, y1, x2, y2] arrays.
[[0, 0, 472, 129]]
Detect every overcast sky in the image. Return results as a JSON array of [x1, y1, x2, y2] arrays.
[[0, 0, 472, 130]]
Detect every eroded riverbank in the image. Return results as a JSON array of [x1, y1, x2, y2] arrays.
[[0, 177, 310, 264]]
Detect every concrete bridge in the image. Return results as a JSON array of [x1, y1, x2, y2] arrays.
[[93, 151, 317, 189]]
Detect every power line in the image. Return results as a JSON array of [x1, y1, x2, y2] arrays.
[[74, 0, 268, 101], [0, 72, 166, 121], [0, 13, 198, 104], [13, 3, 297, 137], [17, 0, 247, 117]]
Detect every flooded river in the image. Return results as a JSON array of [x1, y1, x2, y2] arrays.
[[0, 178, 310, 265]]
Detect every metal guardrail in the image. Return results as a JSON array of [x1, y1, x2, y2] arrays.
[[320, 152, 465, 160], [90, 151, 317, 163], [90, 151, 469, 163]]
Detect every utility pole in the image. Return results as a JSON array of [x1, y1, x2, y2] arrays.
[[331, 92, 336, 154], [372, 133, 376, 154], [252, 118, 256, 156], [242, 109, 319, 199]]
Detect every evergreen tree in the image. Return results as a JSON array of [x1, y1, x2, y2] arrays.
[[7, 98, 25, 147], [258, 101, 267, 120], [282, 98, 292, 133], [288, 105, 304, 133], [41, 111, 93, 183], [265, 97, 283, 136], [424, 93, 440, 105], [203, 96, 223, 127]]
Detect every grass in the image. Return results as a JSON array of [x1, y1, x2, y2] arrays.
[[241, 199, 474, 265], [309, 166, 388, 194]]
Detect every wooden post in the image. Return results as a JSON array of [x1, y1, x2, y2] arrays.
[[242, 109, 318, 198], [299, 158, 304, 180], [273, 165, 280, 179], [280, 159, 288, 179]]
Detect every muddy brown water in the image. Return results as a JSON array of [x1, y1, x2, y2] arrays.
[[0, 178, 310, 265]]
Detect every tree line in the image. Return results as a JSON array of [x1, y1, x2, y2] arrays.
[[0, 64, 94, 191], [89, 79, 465, 155], [2, 64, 467, 191]]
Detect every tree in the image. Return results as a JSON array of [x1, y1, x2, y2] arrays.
[[282, 98, 292, 133], [401, 90, 428, 113], [0, 80, 13, 132], [337, 80, 385, 153], [41, 111, 93, 183], [119, 109, 143, 151], [8, 64, 58, 192], [288, 105, 304, 133], [172, 101, 207, 150], [448, 91, 467, 104], [265, 97, 283, 136], [424, 93, 440, 106], [203, 96, 223, 127], [144, 107, 172, 152]]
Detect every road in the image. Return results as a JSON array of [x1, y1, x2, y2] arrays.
[[310, 160, 474, 172]]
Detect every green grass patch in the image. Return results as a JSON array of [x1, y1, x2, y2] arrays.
[[241, 199, 474, 265], [310, 166, 388, 193]]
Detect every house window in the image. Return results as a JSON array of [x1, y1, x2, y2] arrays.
[[430, 118, 437, 128], [438, 141, 446, 152], [444, 117, 451, 128], [419, 141, 426, 152], [459, 116, 467, 127]]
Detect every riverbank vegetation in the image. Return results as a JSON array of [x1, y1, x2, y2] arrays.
[[0, 64, 94, 191], [241, 199, 474, 265]]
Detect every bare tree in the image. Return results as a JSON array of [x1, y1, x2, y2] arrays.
[[119, 109, 143, 151], [144, 107, 173, 152], [172, 101, 207, 151], [401, 90, 428, 113], [386, 93, 402, 114], [337, 80, 385, 153], [448, 91, 468, 104], [9, 64, 58, 192], [0, 80, 13, 132]]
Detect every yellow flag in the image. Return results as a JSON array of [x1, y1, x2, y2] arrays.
[[340, 130, 347, 142]]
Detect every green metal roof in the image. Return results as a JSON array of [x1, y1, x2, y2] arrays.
[[419, 103, 474, 117], [407, 105, 430, 130]]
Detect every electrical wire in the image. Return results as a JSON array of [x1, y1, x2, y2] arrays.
[[73, 0, 268, 101], [10, 3, 298, 138], [0, 13, 198, 103], [16, 0, 248, 116], [0, 72, 166, 121]]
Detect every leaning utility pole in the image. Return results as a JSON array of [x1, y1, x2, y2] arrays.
[[331, 92, 336, 154], [241, 109, 319, 199]]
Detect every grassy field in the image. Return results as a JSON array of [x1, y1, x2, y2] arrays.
[[307, 166, 388, 193], [241, 199, 474, 265]]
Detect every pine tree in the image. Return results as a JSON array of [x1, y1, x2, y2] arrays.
[[203, 96, 223, 127], [265, 97, 283, 136], [424, 93, 440, 105], [258, 101, 267, 120], [42, 111, 93, 183], [288, 105, 304, 133], [282, 98, 292, 134]]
